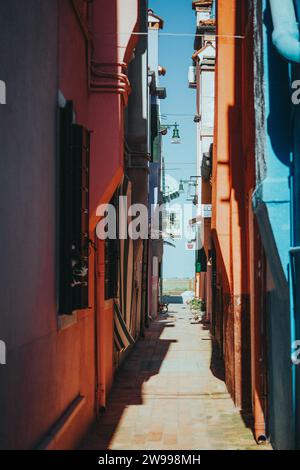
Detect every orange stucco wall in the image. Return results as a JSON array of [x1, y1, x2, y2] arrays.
[[212, 0, 252, 410]]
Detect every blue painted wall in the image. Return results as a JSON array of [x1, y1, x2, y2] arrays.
[[253, 0, 294, 449]]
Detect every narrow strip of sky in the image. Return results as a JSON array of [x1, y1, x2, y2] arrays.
[[150, 0, 197, 279]]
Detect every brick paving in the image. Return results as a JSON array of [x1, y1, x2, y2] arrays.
[[79, 304, 272, 450]]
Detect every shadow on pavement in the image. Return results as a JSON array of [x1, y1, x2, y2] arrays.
[[78, 313, 177, 450]]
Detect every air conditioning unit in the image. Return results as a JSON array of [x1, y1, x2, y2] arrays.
[[188, 65, 197, 88]]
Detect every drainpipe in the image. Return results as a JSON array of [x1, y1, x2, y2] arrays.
[[270, 0, 300, 448], [296, 0, 300, 23], [269, 0, 300, 63], [249, 199, 268, 444]]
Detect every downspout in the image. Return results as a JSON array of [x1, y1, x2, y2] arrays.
[[96, 238, 107, 410], [269, 0, 300, 63], [269, 0, 300, 448], [296, 0, 300, 24]]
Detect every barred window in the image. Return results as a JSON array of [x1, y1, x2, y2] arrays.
[[58, 101, 90, 314], [104, 237, 118, 300]]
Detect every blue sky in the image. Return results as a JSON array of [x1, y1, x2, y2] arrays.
[[150, 0, 197, 279]]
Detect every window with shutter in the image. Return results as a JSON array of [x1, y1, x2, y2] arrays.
[[58, 100, 90, 315], [104, 194, 118, 300]]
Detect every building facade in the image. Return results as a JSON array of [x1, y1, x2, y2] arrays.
[[147, 8, 166, 320], [195, 0, 300, 450], [0, 0, 158, 450], [190, 0, 216, 322], [253, 0, 297, 449]]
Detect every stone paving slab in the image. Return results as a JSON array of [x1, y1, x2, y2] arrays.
[[79, 304, 272, 450]]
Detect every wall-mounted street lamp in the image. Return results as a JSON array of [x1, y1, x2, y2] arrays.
[[179, 179, 190, 193], [179, 176, 201, 203], [159, 122, 181, 144], [179, 180, 185, 192], [171, 123, 181, 144], [192, 195, 198, 206]]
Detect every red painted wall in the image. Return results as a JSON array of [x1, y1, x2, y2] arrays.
[[0, 0, 139, 450]]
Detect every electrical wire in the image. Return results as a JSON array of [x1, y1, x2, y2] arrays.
[[160, 114, 196, 117], [93, 32, 245, 39]]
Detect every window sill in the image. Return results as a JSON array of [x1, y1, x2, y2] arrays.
[[57, 308, 93, 331], [57, 312, 78, 331]]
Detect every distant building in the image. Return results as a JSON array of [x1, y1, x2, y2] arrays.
[[190, 0, 215, 324], [197, 0, 300, 450], [148, 8, 167, 319]]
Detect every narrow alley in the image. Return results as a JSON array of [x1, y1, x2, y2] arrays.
[[2, 0, 300, 459], [80, 304, 269, 451]]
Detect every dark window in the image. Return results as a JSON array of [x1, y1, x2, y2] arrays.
[[196, 247, 207, 273], [105, 237, 118, 300], [104, 194, 118, 300], [58, 101, 90, 314], [201, 144, 213, 181]]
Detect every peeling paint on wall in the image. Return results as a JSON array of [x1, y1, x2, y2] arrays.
[[253, 0, 267, 185]]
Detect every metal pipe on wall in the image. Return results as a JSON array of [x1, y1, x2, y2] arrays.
[[249, 201, 267, 444], [269, 0, 300, 63]]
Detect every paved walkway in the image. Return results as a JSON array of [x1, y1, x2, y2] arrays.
[[80, 304, 271, 450]]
